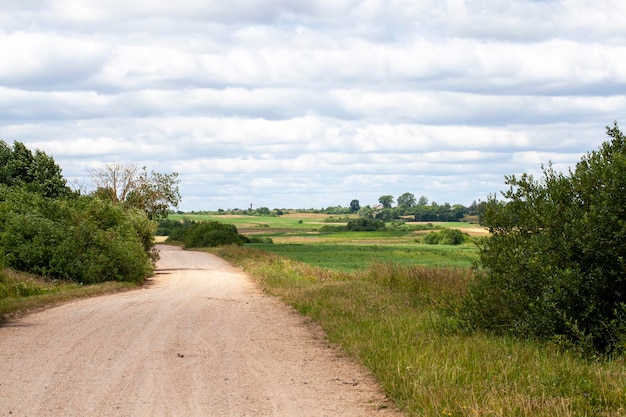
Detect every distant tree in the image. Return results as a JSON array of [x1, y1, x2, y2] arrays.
[[423, 228, 470, 245], [255, 206, 271, 215], [346, 218, 386, 231], [452, 204, 467, 219], [89, 162, 181, 220], [468, 200, 479, 214], [0, 140, 70, 198], [378, 195, 394, 208], [418, 195, 429, 206], [349, 199, 360, 213], [397, 192, 417, 208]]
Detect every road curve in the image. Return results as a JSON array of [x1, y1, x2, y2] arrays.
[[0, 245, 400, 417]]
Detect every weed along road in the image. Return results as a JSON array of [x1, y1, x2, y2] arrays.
[[0, 245, 400, 417]]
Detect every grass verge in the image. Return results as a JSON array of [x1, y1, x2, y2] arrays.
[[211, 245, 626, 417], [0, 268, 137, 322]]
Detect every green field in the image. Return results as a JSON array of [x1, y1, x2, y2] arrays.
[[168, 212, 487, 242], [250, 243, 478, 270], [167, 212, 484, 269]]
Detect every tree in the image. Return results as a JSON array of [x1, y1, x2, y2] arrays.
[[349, 199, 360, 213], [397, 192, 416, 208], [90, 163, 181, 220], [418, 195, 429, 206], [0, 140, 70, 198], [378, 195, 394, 208], [461, 122, 626, 354], [88, 162, 138, 204]]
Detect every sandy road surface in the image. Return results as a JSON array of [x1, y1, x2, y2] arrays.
[[0, 245, 401, 417]]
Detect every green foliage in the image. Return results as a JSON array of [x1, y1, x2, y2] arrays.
[[461, 122, 626, 354], [246, 236, 274, 244], [319, 217, 386, 232], [0, 140, 70, 198], [397, 192, 417, 208], [349, 199, 360, 213], [378, 195, 394, 208], [124, 167, 181, 220], [423, 228, 470, 245], [0, 186, 154, 284], [171, 220, 247, 248], [156, 218, 185, 236], [346, 217, 386, 231], [90, 163, 181, 220]]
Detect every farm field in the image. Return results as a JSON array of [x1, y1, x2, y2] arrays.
[[168, 212, 487, 240], [249, 243, 478, 270], [168, 212, 483, 269]]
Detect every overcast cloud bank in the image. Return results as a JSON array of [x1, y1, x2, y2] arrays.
[[2, 0, 625, 210]]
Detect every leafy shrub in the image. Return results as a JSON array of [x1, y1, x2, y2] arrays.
[[460, 123, 626, 354], [177, 221, 246, 248], [156, 218, 184, 236], [0, 186, 154, 284], [346, 218, 386, 231], [247, 236, 274, 244], [423, 229, 469, 245]]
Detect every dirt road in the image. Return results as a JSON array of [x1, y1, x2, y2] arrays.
[[0, 245, 401, 417]]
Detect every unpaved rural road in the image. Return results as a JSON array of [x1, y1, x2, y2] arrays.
[[0, 245, 402, 417]]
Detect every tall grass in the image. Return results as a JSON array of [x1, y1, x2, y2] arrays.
[[251, 243, 479, 270], [212, 245, 626, 417], [0, 268, 136, 321]]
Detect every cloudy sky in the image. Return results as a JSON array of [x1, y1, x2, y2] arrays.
[[2, 1, 625, 211]]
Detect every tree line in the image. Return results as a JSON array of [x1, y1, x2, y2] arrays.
[[0, 140, 180, 284], [206, 196, 481, 222]]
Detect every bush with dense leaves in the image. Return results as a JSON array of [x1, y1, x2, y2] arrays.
[[156, 218, 185, 236], [0, 186, 155, 284], [169, 220, 247, 248], [346, 218, 386, 231], [422, 228, 470, 245], [460, 123, 626, 355]]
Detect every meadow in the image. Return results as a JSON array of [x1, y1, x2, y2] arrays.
[[195, 212, 626, 417]]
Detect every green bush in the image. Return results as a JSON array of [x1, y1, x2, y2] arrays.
[[156, 218, 184, 236], [247, 236, 274, 244], [460, 123, 626, 355], [346, 218, 386, 231], [177, 221, 246, 248], [423, 228, 469, 245], [0, 186, 154, 284]]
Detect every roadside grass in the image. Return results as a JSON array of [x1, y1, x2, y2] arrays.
[[0, 269, 137, 322], [211, 245, 626, 417]]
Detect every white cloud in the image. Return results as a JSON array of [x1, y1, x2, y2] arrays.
[[1, 0, 625, 210]]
